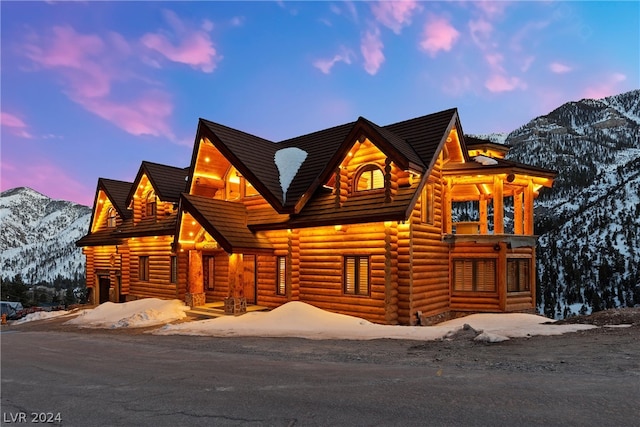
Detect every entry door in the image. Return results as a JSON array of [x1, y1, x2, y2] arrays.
[[243, 255, 256, 304], [98, 276, 110, 304]]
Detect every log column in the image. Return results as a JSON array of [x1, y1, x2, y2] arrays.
[[524, 180, 534, 235], [479, 196, 488, 234], [514, 189, 524, 235], [493, 176, 504, 234], [186, 250, 205, 307]]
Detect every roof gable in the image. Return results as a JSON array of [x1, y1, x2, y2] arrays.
[[100, 178, 133, 220], [127, 161, 189, 206]]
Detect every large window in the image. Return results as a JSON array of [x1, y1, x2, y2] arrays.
[[507, 259, 530, 292], [344, 256, 370, 296], [276, 256, 287, 296], [453, 258, 496, 292], [139, 256, 149, 281], [170, 256, 178, 284], [355, 165, 384, 192], [107, 207, 117, 228], [203, 255, 216, 291]]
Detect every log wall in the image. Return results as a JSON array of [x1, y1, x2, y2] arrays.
[[127, 236, 179, 299]]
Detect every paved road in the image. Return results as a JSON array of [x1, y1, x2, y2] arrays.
[[1, 325, 639, 426]]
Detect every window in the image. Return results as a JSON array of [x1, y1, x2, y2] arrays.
[[421, 182, 435, 224], [276, 256, 287, 295], [107, 207, 117, 228], [355, 165, 384, 192], [453, 259, 496, 292], [203, 255, 216, 291], [145, 191, 157, 218], [170, 256, 178, 284], [507, 259, 530, 292], [344, 256, 370, 296], [139, 256, 149, 281]]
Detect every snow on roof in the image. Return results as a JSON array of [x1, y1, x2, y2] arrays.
[[473, 155, 499, 166], [274, 147, 307, 203]]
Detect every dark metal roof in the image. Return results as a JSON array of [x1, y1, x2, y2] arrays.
[[444, 157, 558, 180], [181, 194, 273, 253], [100, 178, 133, 220], [125, 161, 189, 206]]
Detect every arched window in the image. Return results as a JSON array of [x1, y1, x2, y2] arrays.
[[107, 207, 117, 228], [145, 190, 157, 218], [355, 164, 384, 192]]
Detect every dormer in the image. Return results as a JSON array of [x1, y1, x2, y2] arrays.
[[127, 161, 188, 225], [89, 178, 133, 233]]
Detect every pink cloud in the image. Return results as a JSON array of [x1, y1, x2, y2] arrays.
[[313, 47, 354, 74], [420, 15, 460, 57], [472, 1, 509, 19], [24, 25, 113, 98], [469, 19, 493, 49], [549, 62, 572, 74], [75, 90, 174, 138], [485, 74, 527, 92], [583, 73, 627, 99], [141, 10, 220, 73], [360, 28, 385, 75], [370, 0, 419, 34], [0, 112, 32, 138], [0, 160, 93, 206]]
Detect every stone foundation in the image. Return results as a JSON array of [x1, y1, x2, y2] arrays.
[[185, 292, 206, 308]]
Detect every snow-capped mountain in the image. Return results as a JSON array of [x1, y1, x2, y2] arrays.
[[0, 187, 91, 284], [503, 89, 640, 317]]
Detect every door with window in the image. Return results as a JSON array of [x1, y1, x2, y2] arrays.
[[243, 255, 256, 304]]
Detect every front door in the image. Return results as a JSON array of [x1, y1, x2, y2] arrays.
[[98, 276, 110, 304], [243, 255, 256, 304]]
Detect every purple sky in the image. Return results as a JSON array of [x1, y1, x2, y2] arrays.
[[1, 1, 638, 206]]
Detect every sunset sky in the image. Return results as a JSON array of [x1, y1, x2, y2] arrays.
[[1, 1, 638, 206]]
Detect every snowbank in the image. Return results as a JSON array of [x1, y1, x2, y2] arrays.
[[12, 310, 72, 324], [155, 301, 597, 340], [66, 298, 188, 329]]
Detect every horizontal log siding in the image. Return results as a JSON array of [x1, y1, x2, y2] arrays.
[[119, 245, 130, 295], [296, 224, 388, 324], [128, 237, 178, 299], [204, 252, 230, 301], [259, 230, 292, 307], [176, 251, 188, 300], [407, 159, 449, 324]]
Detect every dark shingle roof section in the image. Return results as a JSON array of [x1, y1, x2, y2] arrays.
[[181, 194, 273, 253], [384, 108, 458, 170], [199, 119, 283, 206], [358, 117, 424, 170], [100, 178, 133, 220], [279, 121, 356, 211], [142, 162, 189, 202]]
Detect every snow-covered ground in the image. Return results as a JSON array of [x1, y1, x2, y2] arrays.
[[65, 298, 189, 328], [6, 298, 600, 341]]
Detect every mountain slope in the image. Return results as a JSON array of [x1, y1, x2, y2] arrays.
[[0, 187, 91, 284], [504, 89, 640, 317]]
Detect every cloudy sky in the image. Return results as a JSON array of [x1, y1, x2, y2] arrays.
[[1, 1, 638, 205]]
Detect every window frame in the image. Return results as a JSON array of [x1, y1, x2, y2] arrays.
[[343, 255, 370, 296], [276, 256, 287, 296], [107, 207, 117, 228], [452, 258, 497, 293], [145, 190, 157, 219], [170, 256, 178, 284], [507, 258, 531, 293], [354, 164, 385, 193], [139, 256, 149, 282]]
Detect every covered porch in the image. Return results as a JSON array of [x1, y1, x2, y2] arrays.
[[442, 159, 555, 313]]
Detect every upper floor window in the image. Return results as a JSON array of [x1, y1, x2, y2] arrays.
[[225, 166, 259, 200], [107, 207, 117, 228], [355, 164, 384, 192], [145, 190, 157, 218]]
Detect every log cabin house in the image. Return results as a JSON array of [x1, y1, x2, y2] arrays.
[[77, 108, 556, 325]]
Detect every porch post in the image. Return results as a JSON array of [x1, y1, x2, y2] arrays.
[[186, 250, 205, 308], [479, 196, 488, 234], [524, 180, 534, 235], [514, 190, 524, 235], [493, 176, 504, 234]]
